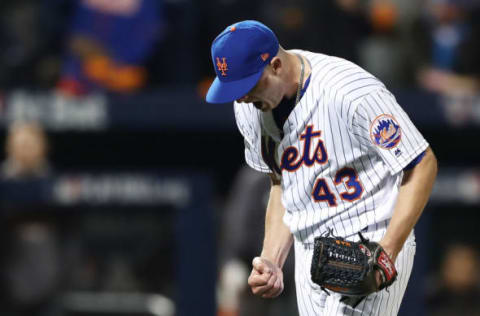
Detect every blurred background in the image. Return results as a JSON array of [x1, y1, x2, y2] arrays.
[[0, 0, 479, 315]]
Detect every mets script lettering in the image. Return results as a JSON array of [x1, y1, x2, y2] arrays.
[[280, 125, 328, 172]]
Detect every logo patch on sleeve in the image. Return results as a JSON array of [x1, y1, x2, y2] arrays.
[[370, 114, 401, 149]]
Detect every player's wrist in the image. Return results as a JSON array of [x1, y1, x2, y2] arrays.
[[259, 252, 282, 269], [261, 238, 293, 269], [378, 239, 401, 262]]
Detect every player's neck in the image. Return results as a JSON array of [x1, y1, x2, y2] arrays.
[[285, 51, 310, 100], [280, 53, 298, 99]]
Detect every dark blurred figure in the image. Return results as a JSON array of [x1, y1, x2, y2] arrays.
[[425, 243, 480, 316], [216, 166, 297, 316], [57, 0, 164, 96], [359, 0, 403, 86], [0, 121, 62, 316], [258, 0, 372, 64], [416, 0, 480, 97], [0, 0, 72, 90], [306, 0, 372, 64]]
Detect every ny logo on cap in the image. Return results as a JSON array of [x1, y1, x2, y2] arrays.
[[216, 57, 228, 76]]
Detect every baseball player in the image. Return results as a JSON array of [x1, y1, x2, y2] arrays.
[[206, 20, 438, 316]]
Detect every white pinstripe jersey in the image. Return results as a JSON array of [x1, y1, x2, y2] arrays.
[[234, 50, 429, 245]]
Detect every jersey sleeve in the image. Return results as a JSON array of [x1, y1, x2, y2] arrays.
[[233, 103, 271, 173], [349, 88, 429, 175]]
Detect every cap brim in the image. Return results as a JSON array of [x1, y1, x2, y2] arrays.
[[206, 70, 263, 104]]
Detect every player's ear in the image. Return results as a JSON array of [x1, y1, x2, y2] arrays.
[[270, 56, 282, 75]]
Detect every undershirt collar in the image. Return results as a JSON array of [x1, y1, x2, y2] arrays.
[[272, 74, 311, 135]]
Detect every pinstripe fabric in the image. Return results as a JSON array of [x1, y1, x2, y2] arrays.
[[233, 50, 426, 315]]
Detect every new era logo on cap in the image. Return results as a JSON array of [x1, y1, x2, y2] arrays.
[[206, 20, 279, 104]]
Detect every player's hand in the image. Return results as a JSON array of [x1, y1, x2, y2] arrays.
[[248, 257, 284, 298]]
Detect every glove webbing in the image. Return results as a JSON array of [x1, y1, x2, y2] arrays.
[[313, 238, 369, 288]]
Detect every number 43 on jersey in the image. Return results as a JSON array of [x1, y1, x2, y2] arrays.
[[280, 125, 364, 207], [312, 167, 364, 207]]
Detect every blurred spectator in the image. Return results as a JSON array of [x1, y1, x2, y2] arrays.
[[0, 121, 62, 316], [217, 166, 297, 316], [260, 0, 313, 52], [425, 243, 480, 316], [57, 0, 164, 96], [0, 0, 72, 90], [415, 0, 480, 97], [1, 121, 51, 179], [307, 0, 372, 64], [259, 0, 372, 64], [358, 0, 409, 87]]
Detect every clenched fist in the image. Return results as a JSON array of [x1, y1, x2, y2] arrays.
[[247, 257, 284, 298]]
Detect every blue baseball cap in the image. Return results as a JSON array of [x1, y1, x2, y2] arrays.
[[206, 20, 279, 104]]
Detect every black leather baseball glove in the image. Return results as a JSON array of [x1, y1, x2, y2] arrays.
[[310, 231, 397, 307]]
